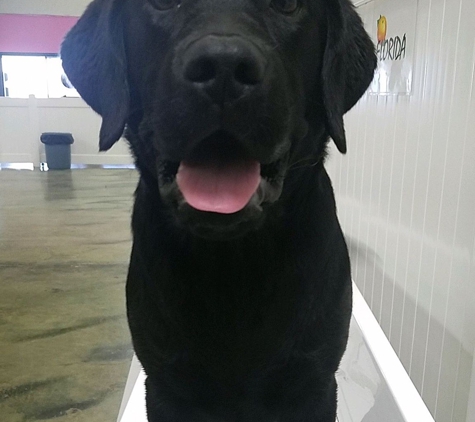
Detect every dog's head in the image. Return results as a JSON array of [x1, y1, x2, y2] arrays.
[[62, 0, 376, 239]]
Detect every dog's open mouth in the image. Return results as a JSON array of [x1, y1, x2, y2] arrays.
[[158, 131, 286, 217]]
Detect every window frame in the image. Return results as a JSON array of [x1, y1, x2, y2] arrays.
[[0, 52, 72, 98]]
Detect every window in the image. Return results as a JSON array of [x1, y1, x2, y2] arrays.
[[0, 54, 80, 98]]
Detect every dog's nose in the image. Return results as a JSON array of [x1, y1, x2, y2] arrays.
[[182, 36, 267, 105]]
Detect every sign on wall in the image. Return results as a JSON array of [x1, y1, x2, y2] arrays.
[[368, 0, 418, 95]]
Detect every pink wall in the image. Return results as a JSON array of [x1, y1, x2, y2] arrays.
[[0, 14, 78, 54]]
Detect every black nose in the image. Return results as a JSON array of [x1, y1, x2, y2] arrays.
[[181, 35, 267, 105]]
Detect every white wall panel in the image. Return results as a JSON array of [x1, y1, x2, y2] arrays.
[[0, 98, 38, 162], [0, 97, 133, 166], [326, 0, 475, 420], [37, 99, 133, 165]]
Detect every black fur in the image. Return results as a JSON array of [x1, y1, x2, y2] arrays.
[[62, 1, 376, 420]]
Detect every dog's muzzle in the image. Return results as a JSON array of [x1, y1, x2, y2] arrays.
[[154, 34, 293, 239]]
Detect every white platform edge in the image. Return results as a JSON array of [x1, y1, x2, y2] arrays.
[[118, 283, 435, 421], [117, 356, 147, 422], [351, 283, 434, 421]]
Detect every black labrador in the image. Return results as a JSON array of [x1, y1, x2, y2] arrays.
[[62, 1, 376, 420]]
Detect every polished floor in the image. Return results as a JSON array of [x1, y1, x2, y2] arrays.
[[0, 168, 138, 422]]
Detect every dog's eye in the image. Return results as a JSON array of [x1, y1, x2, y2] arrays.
[[149, 0, 180, 11], [271, 0, 299, 14]]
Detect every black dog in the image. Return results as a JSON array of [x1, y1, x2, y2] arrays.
[[62, 1, 375, 420]]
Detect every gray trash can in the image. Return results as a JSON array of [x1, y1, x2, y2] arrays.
[[40, 133, 74, 170]]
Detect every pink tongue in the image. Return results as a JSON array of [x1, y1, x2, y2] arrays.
[[176, 159, 261, 214]]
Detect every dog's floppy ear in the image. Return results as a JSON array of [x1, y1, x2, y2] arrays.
[[61, 0, 129, 151], [322, 1, 376, 153]]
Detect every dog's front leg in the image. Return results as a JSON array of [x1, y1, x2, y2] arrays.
[[277, 376, 338, 422], [145, 377, 192, 422], [145, 376, 338, 422], [145, 377, 219, 422]]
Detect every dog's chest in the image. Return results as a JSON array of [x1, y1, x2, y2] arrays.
[[191, 246, 294, 327], [147, 236, 302, 371]]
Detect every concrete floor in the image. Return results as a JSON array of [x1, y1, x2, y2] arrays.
[[0, 168, 138, 422]]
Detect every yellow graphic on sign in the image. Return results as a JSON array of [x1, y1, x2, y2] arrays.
[[377, 15, 387, 43]]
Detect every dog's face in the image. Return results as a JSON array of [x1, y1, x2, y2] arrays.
[[62, 0, 376, 239]]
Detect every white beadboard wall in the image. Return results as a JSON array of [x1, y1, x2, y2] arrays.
[[0, 97, 133, 166], [326, 0, 475, 421]]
